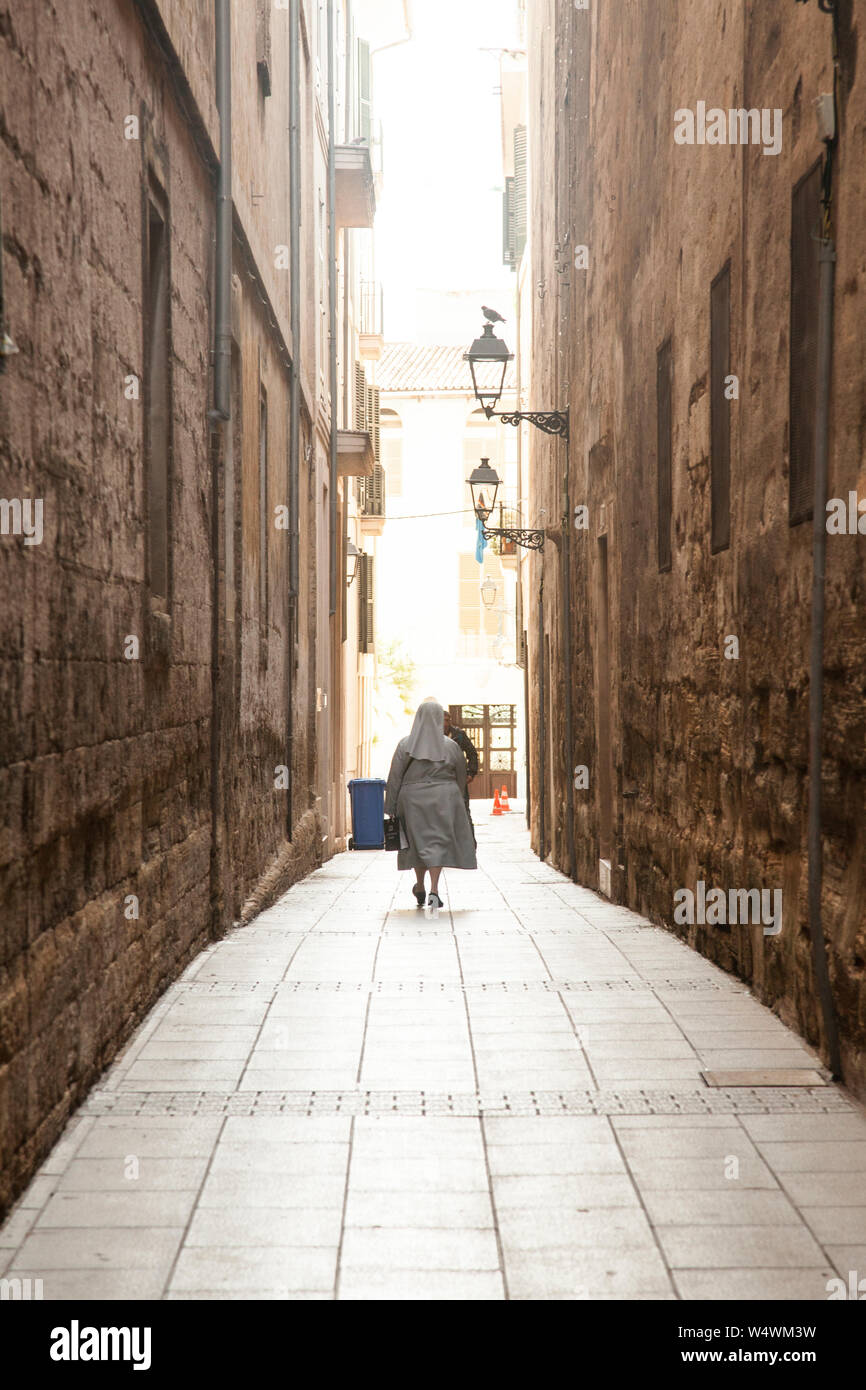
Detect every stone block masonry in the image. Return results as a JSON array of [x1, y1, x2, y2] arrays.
[[0, 0, 327, 1216], [524, 0, 866, 1099]]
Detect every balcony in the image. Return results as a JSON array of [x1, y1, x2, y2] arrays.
[[335, 143, 376, 229], [337, 429, 375, 479], [358, 280, 384, 362]]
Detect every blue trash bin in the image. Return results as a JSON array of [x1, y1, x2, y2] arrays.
[[347, 778, 387, 850]]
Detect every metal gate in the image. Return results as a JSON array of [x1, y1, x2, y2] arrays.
[[448, 703, 517, 800]]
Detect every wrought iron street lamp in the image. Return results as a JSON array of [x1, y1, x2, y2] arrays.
[[467, 458, 501, 523], [346, 538, 360, 587], [464, 313, 569, 440], [467, 460, 546, 552], [480, 577, 498, 608]]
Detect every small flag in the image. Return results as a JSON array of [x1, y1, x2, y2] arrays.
[[475, 517, 487, 564]]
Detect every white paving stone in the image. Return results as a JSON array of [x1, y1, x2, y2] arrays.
[[2, 809, 864, 1301]]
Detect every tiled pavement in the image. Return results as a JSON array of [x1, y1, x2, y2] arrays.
[[3, 805, 866, 1301]]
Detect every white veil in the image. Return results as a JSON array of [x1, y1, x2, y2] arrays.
[[405, 699, 449, 763]]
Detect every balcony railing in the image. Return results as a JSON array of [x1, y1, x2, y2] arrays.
[[359, 280, 384, 339]]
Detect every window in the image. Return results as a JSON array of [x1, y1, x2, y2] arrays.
[[789, 161, 823, 525], [259, 384, 269, 657], [710, 262, 732, 553], [144, 181, 171, 607], [256, 0, 272, 97], [358, 552, 375, 653], [381, 410, 403, 498], [357, 38, 372, 145], [657, 337, 673, 573]]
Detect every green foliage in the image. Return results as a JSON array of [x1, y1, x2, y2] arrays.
[[378, 639, 417, 714]]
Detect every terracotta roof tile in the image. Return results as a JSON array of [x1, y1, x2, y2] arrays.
[[377, 342, 517, 395]]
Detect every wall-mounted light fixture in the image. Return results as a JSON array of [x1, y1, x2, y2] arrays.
[[346, 538, 360, 587], [464, 311, 569, 440], [467, 460, 546, 551]]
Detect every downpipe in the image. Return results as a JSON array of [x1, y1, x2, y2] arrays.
[[212, 0, 232, 423], [287, 0, 301, 834], [561, 440, 577, 882], [807, 235, 842, 1079], [209, 0, 232, 938], [327, 0, 338, 616]]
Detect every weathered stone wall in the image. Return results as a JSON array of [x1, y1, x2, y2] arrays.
[[0, 0, 324, 1216], [528, 0, 866, 1096]]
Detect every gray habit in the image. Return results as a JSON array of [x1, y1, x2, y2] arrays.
[[385, 737, 478, 872]]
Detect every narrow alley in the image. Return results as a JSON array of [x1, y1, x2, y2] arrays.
[[3, 807, 863, 1303]]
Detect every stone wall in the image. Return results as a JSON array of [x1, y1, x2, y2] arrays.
[[0, 0, 325, 1217], [527, 0, 866, 1096]]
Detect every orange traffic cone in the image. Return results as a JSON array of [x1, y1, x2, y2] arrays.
[[500, 785, 510, 812], [492, 788, 503, 816]]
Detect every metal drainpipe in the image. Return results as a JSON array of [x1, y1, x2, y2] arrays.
[[807, 232, 842, 1080], [538, 577, 546, 862], [561, 439, 577, 882], [287, 0, 301, 837], [209, 0, 231, 939], [327, 0, 338, 616], [289, 0, 300, 603], [212, 0, 231, 422]]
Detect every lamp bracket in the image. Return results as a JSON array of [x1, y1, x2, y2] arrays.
[[485, 408, 570, 440], [482, 526, 546, 552]]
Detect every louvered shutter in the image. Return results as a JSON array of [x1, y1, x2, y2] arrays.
[[503, 178, 515, 268], [368, 385, 381, 464], [513, 126, 527, 262], [358, 553, 375, 653], [357, 38, 373, 145], [354, 362, 368, 431]]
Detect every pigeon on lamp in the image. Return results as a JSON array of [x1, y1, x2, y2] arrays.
[[482, 306, 506, 324]]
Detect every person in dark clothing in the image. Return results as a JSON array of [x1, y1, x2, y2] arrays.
[[443, 709, 479, 843]]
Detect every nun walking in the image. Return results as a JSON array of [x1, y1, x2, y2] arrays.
[[385, 699, 477, 916]]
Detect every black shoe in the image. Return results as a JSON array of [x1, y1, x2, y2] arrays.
[[412, 884, 426, 907], [426, 892, 443, 917]]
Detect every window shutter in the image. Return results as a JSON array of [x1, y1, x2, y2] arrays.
[[789, 162, 822, 526], [368, 385, 381, 463], [357, 38, 373, 145], [657, 338, 673, 573], [358, 553, 375, 653], [513, 125, 527, 262], [256, 0, 272, 96], [503, 178, 515, 268], [710, 262, 731, 553], [354, 362, 367, 431]]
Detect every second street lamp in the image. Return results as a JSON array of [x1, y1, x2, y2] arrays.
[[468, 460, 546, 552]]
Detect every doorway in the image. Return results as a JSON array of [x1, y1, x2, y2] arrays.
[[596, 535, 613, 890], [449, 704, 518, 799]]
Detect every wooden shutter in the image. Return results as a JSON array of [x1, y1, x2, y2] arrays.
[[354, 362, 367, 431], [367, 463, 385, 517], [710, 262, 731, 553], [502, 178, 515, 268], [513, 126, 527, 262], [367, 384, 380, 463], [789, 162, 822, 525], [357, 38, 372, 145], [358, 553, 375, 653], [657, 338, 673, 573], [256, 0, 272, 96]]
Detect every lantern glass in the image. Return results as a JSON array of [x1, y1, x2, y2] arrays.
[[467, 459, 501, 523], [463, 322, 514, 414], [480, 578, 498, 608]]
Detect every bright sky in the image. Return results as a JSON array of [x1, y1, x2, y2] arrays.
[[371, 0, 520, 340]]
